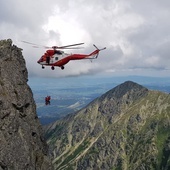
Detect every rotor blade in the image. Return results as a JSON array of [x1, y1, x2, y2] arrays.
[[100, 47, 106, 51], [58, 43, 84, 49], [21, 40, 39, 46], [96, 53, 99, 58], [32, 45, 51, 49], [21, 40, 84, 49], [32, 45, 39, 48], [61, 47, 84, 49], [93, 44, 98, 49], [21, 40, 51, 49]]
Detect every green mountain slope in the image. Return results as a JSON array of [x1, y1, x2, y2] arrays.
[[45, 81, 170, 170]]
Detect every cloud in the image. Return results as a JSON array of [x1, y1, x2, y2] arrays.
[[0, 0, 170, 77]]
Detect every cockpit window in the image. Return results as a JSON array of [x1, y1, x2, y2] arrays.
[[40, 56, 44, 62], [55, 50, 63, 55]]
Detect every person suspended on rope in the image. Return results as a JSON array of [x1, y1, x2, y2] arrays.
[[45, 96, 51, 105]]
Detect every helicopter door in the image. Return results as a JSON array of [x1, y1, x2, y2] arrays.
[[50, 54, 58, 64]]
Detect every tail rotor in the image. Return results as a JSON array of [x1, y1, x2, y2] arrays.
[[93, 44, 106, 58]]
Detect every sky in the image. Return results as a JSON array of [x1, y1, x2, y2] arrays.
[[1, 0, 170, 78]]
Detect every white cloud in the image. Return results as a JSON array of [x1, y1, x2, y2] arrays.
[[0, 0, 170, 77], [145, 56, 160, 66], [42, 15, 91, 45]]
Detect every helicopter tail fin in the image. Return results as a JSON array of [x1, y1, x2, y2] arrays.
[[89, 45, 106, 58]]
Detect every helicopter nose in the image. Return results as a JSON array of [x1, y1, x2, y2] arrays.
[[37, 57, 43, 63], [37, 59, 41, 64]]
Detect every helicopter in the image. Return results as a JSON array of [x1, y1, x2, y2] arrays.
[[22, 41, 106, 70]]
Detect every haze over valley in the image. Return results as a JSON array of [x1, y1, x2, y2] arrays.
[[29, 76, 170, 125]]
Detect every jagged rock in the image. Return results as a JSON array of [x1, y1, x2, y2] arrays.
[[45, 81, 170, 170], [0, 39, 53, 170]]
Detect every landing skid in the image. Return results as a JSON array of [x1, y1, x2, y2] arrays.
[[41, 65, 65, 70]]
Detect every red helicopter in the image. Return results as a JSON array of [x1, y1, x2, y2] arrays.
[[22, 41, 106, 70]]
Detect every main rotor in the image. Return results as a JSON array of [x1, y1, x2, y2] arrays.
[[21, 41, 84, 50]]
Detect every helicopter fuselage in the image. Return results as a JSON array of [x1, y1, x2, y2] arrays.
[[37, 45, 106, 70]]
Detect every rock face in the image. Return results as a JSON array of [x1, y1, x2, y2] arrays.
[[45, 81, 170, 170], [0, 39, 53, 170]]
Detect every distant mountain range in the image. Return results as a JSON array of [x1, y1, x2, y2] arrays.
[[28, 76, 170, 125], [44, 81, 170, 170]]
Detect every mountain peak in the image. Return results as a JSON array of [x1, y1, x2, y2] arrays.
[[99, 80, 148, 106], [45, 80, 170, 170]]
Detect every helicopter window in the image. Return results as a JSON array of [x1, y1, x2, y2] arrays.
[[55, 50, 63, 55], [55, 57, 58, 60]]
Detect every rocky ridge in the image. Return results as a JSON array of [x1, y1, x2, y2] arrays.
[[0, 39, 53, 170], [45, 81, 170, 170]]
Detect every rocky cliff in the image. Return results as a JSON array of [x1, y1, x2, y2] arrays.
[[0, 39, 53, 170], [45, 81, 170, 170]]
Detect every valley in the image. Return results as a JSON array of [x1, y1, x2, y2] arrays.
[[28, 76, 170, 125]]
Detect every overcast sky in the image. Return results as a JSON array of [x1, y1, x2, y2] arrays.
[[1, 0, 170, 78]]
